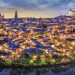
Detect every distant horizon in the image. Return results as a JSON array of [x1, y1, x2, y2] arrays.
[[0, 11, 66, 18], [0, 9, 69, 19]]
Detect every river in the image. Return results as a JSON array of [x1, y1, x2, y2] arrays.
[[0, 64, 75, 75]]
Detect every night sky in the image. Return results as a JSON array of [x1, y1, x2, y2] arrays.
[[0, 0, 75, 18]]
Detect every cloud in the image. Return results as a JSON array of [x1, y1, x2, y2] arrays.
[[0, 0, 75, 10], [0, 1, 9, 7], [68, 2, 75, 8]]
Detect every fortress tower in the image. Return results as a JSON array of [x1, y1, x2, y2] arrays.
[[69, 9, 75, 17]]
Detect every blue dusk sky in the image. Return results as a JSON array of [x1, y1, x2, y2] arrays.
[[0, 0, 75, 18]]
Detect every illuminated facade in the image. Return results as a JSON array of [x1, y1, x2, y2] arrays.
[[69, 9, 75, 17]]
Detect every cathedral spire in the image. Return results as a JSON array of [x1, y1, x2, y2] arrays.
[[15, 10, 18, 19], [14, 10, 18, 25]]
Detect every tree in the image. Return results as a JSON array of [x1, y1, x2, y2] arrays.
[[4, 60, 13, 66], [34, 56, 43, 65]]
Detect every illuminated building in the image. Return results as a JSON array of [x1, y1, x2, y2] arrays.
[[69, 8, 75, 17]]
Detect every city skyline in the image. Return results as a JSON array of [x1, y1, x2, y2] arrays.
[[0, 0, 75, 18]]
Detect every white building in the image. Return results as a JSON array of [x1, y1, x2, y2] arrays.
[[69, 9, 75, 17]]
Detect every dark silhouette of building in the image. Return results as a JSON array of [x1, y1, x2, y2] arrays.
[[14, 10, 18, 25], [15, 10, 18, 21]]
